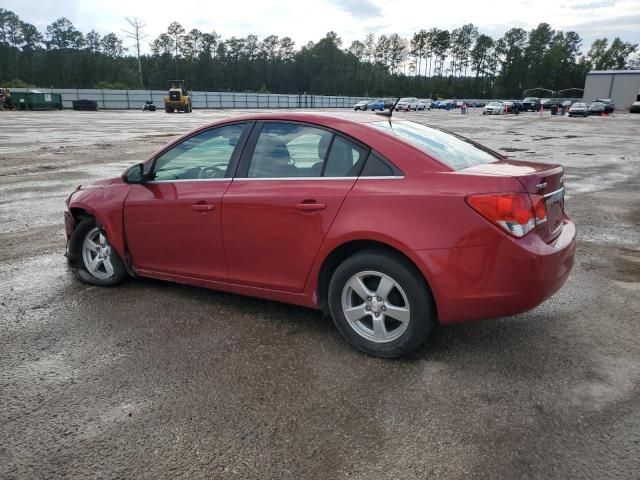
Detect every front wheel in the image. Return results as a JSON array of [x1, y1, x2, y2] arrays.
[[328, 251, 436, 358], [68, 217, 126, 286]]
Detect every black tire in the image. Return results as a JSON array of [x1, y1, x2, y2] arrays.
[[67, 217, 127, 286], [328, 250, 436, 358], [165, 106, 172, 113]]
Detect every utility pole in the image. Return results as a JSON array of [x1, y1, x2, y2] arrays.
[[123, 17, 148, 88]]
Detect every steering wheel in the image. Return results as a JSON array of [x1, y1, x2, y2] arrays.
[[199, 166, 225, 179]]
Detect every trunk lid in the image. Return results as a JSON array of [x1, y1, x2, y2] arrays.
[[462, 159, 566, 242]]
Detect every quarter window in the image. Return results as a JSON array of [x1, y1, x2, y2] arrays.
[[153, 123, 246, 181], [323, 136, 368, 177], [361, 152, 396, 177]]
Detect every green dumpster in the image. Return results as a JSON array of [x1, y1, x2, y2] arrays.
[[11, 91, 63, 110]]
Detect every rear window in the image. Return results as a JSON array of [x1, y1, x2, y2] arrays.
[[371, 121, 500, 170]]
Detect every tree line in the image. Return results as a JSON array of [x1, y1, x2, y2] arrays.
[[1, 8, 638, 99]]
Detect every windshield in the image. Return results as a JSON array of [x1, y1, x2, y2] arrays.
[[572, 103, 586, 107], [523, 97, 538, 102], [488, 102, 501, 106], [590, 102, 603, 107], [371, 121, 500, 171]]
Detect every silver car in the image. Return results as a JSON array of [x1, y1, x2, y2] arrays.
[[483, 101, 504, 115], [568, 102, 589, 117], [354, 100, 369, 111]]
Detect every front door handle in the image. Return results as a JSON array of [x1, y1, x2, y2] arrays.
[[295, 202, 326, 212], [191, 203, 216, 212]]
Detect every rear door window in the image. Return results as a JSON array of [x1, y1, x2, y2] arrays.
[[247, 123, 332, 178]]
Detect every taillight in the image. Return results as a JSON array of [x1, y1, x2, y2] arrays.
[[466, 193, 547, 238]]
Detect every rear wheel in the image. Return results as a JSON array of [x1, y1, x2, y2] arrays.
[[165, 106, 172, 113], [328, 251, 436, 358], [68, 217, 126, 286]]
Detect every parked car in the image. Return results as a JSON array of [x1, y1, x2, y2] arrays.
[[64, 112, 575, 358], [483, 101, 504, 115], [568, 102, 589, 117], [354, 100, 369, 111], [142, 101, 156, 112], [436, 100, 455, 110], [630, 101, 640, 113], [367, 99, 387, 111], [588, 101, 606, 115], [522, 97, 541, 111], [595, 98, 615, 113], [503, 101, 522, 114], [561, 100, 573, 109], [72, 99, 99, 111], [541, 98, 557, 110], [395, 97, 420, 111], [416, 99, 428, 111]]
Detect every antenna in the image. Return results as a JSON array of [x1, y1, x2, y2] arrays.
[[375, 97, 401, 118]]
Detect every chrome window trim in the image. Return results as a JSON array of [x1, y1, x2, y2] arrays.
[[146, 176, 405, 183], [232, 176, 404, 181], [147, 178, 232, 184], [359, 176, 405, 180]]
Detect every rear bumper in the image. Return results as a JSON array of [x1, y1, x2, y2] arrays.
[[414, 219, 576, 324]]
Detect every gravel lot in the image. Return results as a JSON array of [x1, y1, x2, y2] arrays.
[[1, 108, 639, 479]]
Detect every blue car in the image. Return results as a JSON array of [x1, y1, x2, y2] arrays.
[[436, 100, 455, 110], [368, 99, 389, 111]]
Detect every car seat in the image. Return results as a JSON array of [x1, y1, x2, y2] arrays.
[[249, 136, 298, 178]]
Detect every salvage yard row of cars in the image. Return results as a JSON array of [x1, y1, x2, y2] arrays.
[[355, 96, 636, 115]]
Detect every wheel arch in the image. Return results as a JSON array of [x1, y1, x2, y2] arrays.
[[67, 197, 127, 262], [315, 239, 439, 319]]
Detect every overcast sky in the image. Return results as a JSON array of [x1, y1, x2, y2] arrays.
[[4, 0, 640, 53]]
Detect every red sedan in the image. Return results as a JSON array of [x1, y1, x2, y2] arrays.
[[64, 112, 576, 358]]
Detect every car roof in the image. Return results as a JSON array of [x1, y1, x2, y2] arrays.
[[211, 111, 396, 126]]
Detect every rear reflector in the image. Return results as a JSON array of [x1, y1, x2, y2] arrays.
[[466, 193, 547, 237]]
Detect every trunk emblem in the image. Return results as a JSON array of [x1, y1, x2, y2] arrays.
[[536, 182, 548, 190]]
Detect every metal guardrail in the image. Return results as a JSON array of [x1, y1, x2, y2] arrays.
[[8, 88, 569, 110]]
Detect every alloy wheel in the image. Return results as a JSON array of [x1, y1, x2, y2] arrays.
[[82, 227, 114, 280], [341, 270, 411, 343]]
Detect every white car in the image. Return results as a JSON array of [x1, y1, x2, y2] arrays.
[[353, 100, 369, 111], [483, 102, 504, 115], [416, 99, 430, 111], [395, 97, 420, 111]]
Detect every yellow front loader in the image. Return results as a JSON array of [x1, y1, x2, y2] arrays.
[[164, 80, 192, 113]]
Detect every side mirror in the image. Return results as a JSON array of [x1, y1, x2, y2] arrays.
[[123, 163, 147, 184]]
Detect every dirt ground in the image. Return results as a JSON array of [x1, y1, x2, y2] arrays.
[[1, 108, 639, 479]]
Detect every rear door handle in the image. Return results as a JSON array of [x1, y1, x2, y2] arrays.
[[295, 202, 326, 212], [191, 203, 216, 212]]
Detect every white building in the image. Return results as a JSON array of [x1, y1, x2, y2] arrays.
[[583, 70, 640, 110]]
